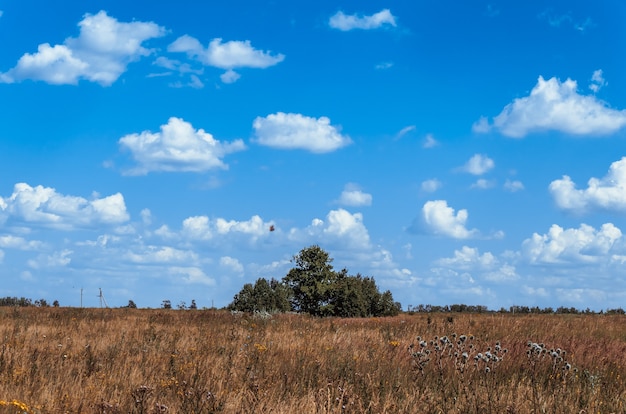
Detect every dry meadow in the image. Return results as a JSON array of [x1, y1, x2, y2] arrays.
[[0, 307, 624, 413]]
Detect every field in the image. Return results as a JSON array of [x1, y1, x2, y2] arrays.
[[0, 308, 624, 413]]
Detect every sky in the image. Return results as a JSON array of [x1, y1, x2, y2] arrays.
[[1, 1, 626, 310]]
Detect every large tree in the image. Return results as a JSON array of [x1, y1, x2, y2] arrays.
[[283, 245, 339, 316]]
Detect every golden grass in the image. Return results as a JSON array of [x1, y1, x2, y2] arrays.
[[0, 307, 624, 413]]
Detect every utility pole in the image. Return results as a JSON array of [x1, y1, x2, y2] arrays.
[[98, 288, 109, 308]]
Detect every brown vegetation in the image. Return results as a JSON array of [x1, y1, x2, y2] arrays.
[[0, 307, 624, 413]]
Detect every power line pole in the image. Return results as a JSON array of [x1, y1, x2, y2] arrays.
[[98, 288, 109, 308]]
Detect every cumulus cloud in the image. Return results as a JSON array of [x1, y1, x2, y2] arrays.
[[474, 76, 626, 137], [0, 11, 165, 85], [219, 256, 244, 276], [289, 208, 371, 250], [253, 112, 351, 153], [522, 223, 624, 264], [421, 179, 442, 193], [28, 249, 73, 269], [549, 157, 626, 214], [0, 235, 43, 250], [471, 179, 496, 190], [589, 69, 606, 93], [337, 184, 372, 207], [504, 179, 525, 192], [461, 154, 495, 175], [118, 117, 246, 175], [180, 214, 273, 244], [437, 246, 497, 269], [168, 266, 215, 285], [420, 200, 479, 239], [329, 9, 397, 31], [168, 35, 284, 83], [0, 183, 129, 230], [125, 246, 198, 264]]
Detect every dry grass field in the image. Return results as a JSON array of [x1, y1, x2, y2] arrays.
[[0, 307, 624, 413]]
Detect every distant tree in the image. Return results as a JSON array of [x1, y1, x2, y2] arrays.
[[53, 300, 60, 307], [127, 300, 137, 309], [35, 299, 49, 307], [161, 300, 172, 309], [189, 299, 197, 310], [0, 297, 32, 307], [228, 278, 292, 313], [177, 301, 187, 310]]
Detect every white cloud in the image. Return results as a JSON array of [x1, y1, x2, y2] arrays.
[[253, 112, 351, 153], [421, 179, 442, 193], [168, 35, 284, 83], [337, 184, 372, 207], [125, 246, 198, 264], [0, 183, 129, 230], [0, 235, 43, 250], [219, 256, 244, 276], [0, 11, 165, 85], [220, 69, 240, 84], [395, 125, 415, 140], [28, 249, 73, 269], [549, 157, 626, 214], [522, 223, 623, 264], [421, 200, 479, 239], [504, 179, 525, 192], [461, 154, 495, 175], [471, 179, 496, 190], [119, 117, 246, 175], [179, 214, 273, 244], [437, 246, 497, 269], [168, 266, 215, 285], [475, 76, 626, 137], [589, 69, 606, 93], [289, 208, 371, 250], [422, 133, 439, 148], [375, 62, 393, 70], [215, 215, 268, 237], [329, 9, 397, 31]]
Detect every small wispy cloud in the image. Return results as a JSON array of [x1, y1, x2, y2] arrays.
[[504, 179, 525, 192], [395, 125, 415, 140], [422, 133, 439, 148], [375, 62, 393, 70], [421, 179, 442, 193], [484, 5, 500, 17], [538, 9, 594, 32], [589, 69, 606, 93]]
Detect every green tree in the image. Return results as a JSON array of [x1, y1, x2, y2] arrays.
[[283, 245, 339, 316], [228, 278, 293, 313]]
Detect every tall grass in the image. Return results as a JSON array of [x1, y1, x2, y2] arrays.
[[0, 308, 623, 413]]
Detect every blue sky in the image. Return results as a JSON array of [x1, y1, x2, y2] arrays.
[[1, 0, 626, 310]]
